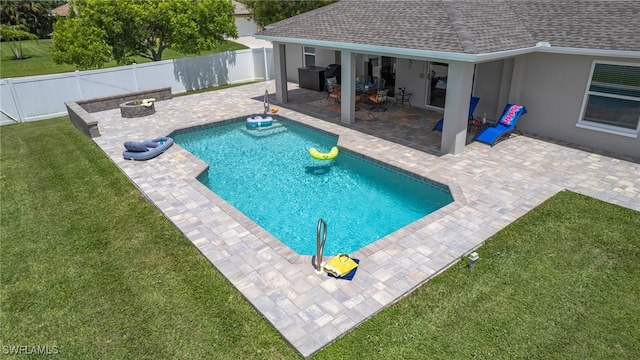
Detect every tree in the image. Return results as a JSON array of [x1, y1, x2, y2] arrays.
[[242, 0, 338, 28], [0, 0, 65, 38], [0, 24, 38, 60], [50, 0, 238, 70], [48, 16, 112, 70]]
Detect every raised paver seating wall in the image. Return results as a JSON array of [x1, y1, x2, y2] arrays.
[[66, 101, 100, 138], [65, 88, 172, 138]]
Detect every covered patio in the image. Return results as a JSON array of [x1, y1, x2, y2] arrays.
[[270, 44, 480, 155], [267, 82, 482, 156]]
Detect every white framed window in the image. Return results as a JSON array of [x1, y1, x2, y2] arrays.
[[577, 61, 640, 137], [303, 46, 315, 67]]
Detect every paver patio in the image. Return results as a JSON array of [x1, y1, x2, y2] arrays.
[[89, 81, 640, 358]]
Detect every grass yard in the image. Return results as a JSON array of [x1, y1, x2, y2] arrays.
[[0, 39, 248, 79], [317, 192, 640, 358], [0, 118, 296, 359], [1, 117, 639, 359]]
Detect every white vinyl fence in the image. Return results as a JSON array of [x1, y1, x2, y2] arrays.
[[0, 47, 273, 125]]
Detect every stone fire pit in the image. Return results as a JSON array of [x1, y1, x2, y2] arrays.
[[119, 100, 156, 118]]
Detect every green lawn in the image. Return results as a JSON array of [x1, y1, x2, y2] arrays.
[[0, 39, 248, 78], [2, 117, 639, 359], [317, 193, 640, 358], [0, 118, 296, 359]]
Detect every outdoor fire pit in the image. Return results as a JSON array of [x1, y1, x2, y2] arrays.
[[119, 99, 156, 118]]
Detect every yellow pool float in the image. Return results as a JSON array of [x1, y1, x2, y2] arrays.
[[309, 146, 339, 160]]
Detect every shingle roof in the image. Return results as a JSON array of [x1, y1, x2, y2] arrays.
[[232, 0, 250, 16], [258, 0, 640, 54], [510, 0, 640, 51], [50, 3, 70, 17]]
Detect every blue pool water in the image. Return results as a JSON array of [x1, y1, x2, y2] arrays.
[[172, 118, 453, 256]]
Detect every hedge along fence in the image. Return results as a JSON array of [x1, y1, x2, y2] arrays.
[[66, 88, 172, 138]]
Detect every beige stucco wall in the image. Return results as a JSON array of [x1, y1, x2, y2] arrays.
[[284, 45, 338, 83], [474, 61, 505, 121], [284, 44, 304, 82], [515, 52, 639, 158], [235, 16, 258, 37], [314, 49, 338, 69], [395, 58, 428, 108]]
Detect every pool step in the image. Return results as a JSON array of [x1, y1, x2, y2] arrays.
[[240, 121, 288, 138]]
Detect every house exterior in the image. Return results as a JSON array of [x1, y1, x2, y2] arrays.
[[255, 0, 640, 158], [50, 3, 71, 17], [232, 0, 259, 37]]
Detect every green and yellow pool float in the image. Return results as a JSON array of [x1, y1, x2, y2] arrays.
[[309, 146, 339, 160]]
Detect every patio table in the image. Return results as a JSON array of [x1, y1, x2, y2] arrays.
[[395, 92, 412, 106]]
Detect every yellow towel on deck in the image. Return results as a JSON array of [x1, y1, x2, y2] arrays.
[[324, 254, 358, 277]]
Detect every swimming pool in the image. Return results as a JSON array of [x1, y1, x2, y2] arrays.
[[172, 117, 453, 256]]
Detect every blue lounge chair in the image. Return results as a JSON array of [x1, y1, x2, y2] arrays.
[[432, 96, 480, 131], [473, 104, 527, 146]]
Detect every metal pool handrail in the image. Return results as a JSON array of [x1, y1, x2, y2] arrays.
[[315, 218, 327, 274], [263, 90, 269, 116]]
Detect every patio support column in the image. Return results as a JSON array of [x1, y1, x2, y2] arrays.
[[273, 42, 288, 103], [440, 61, 475, 155], [508, 56, 525, 104], [340, 51, 356, 124], [497, 58, 514, 118]]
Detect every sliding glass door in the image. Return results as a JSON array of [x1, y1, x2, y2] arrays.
[[369, 56, 397, 97], [425, 62, 448, 109]]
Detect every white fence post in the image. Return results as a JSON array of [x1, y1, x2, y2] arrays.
[[132, 63, 140, 91], [75, 70, 85, 100], [6, 79, 25, 122]]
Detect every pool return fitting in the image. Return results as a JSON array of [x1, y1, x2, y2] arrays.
[[314, 218, 328, 274]]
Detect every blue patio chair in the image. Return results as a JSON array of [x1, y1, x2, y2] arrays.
[[473, 103, 527, 146], [432, 96, 480, 131]]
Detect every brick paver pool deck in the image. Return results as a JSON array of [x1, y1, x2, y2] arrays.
[[90, 81, 640, 358]]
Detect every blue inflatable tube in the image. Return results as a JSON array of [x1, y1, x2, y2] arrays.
[[123, 137, 173, 161], [246, 115, 273, 128]]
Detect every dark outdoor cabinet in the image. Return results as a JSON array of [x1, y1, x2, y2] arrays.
[[298, 66, 326, 91]]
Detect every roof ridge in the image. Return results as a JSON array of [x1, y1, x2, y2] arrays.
[[504, 0, 537, 45], [442, 0, 478, 54]]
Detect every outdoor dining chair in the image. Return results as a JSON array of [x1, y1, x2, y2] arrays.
[[326, 77, 341, 105], [373, 77, 386, 90], [368, 89, 389, 113]]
